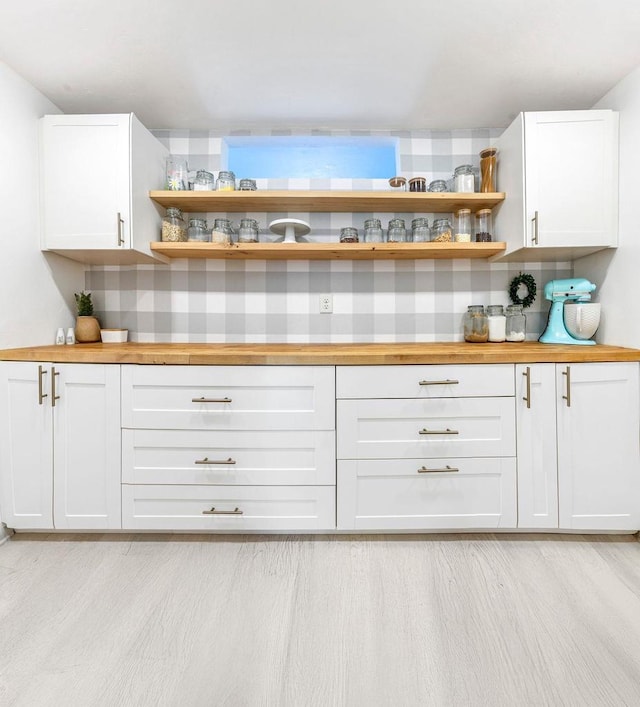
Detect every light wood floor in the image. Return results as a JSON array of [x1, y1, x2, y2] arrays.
[[1, 533, 640, 707]]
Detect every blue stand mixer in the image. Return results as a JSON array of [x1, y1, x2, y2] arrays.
[[539, 278, 597, 345]]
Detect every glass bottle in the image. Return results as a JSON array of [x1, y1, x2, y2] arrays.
[[464, 305, 489, 343], [453, 164, 475, 192], [161, 207, 187, 242], [454, 208, 472, 242], [238, 218, 259, 243], [487, 304, 506, 342], [475, 209, 493, 242], [210, 218, 234, 244], [428, 179, 448, 192], [363, 218, 384, 243], [193, 170, 215, 191], [480, 147, 497, 192], [216, 170, 236, 191], [340, 227, 359, 243], [387, 218, 407, 243], [187, 218, 209, 242], [431, 218, 453, 242], [165, 156, 189, 191], [506, 304, 527, 341], [411, 217, 430, 243]]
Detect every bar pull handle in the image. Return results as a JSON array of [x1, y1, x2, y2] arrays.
[[191, 397, 232, 404], [531, 210, 539, 245], [51, 367, 60, 408], [419, 379, 459, 386], [417, 465, 459, 473], [202, 507, 243, 515], [523, 366, 531, 409], [419, 428, 459, 435], [38, 365, 48, 405], [195, 457, 236, 465], [117, 212, 125, 246], [562, 366, 571, 407]]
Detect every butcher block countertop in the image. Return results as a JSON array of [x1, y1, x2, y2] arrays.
[[1, 342, 639, 365]]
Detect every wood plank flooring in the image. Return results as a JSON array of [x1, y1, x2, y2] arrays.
[[1, 533, 640, 707]]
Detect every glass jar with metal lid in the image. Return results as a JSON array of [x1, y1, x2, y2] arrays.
[[193, 170, 215, 191], [453, 164, 475, 192], [238, 218, 259, 243], [210, 218, 234, 244], [187, 218, 209, 242], [216, 170, 236, 191], [463, 305, 489, 343], [340, 227, 359, 243], [487, 304, 506, 342], [387, 218, 407, 243], [428, 179, 448, 192], [431, 218, 453, 242], [363, 218, 384, 243], [161, 207, 187, 242], [505, 304, 526, 341], [238, 178, 257, 191], [411, 217, 430, 242]]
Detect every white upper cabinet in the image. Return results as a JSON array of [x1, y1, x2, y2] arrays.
[[494, 110, 618, 261], [40, 113, 168, 264]]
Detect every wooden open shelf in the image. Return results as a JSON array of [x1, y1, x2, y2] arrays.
[[149, 190, 505, 213], [150, 241, 507, 260]]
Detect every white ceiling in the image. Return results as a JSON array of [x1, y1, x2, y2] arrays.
[[2, 0, 640, 131]]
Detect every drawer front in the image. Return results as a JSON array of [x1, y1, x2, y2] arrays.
[[122, 429, 336, 485], [337, 398, 515, 459], [336, 364, 514, 399], [122, 484, 336, 531], [121, 365, 335, 430], [337, 458, 517, 530]]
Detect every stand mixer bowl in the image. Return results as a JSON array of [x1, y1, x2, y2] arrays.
[[564, 303, 601, 340]]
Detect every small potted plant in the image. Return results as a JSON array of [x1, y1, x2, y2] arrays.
[[74, 291, 101, 343]]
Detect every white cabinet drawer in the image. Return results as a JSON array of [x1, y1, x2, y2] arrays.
[[337, 458, 517, 530], [122, 429, 335, 485], [336, 364, 514, 399], [121, 365, 335, 430], [122, 484, 336, 531], [337, 398, 515, 459]]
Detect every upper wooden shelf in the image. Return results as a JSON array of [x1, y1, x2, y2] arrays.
[[149, 190, 505, 213]]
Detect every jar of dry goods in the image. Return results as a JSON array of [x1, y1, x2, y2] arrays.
[[506, 304, 526, 341], [428, 179, 448, 192], [187, 218, 209, 242], [463, 305, 489, 343], [363, 218, 384, 243], [480, 147, 497, 192], [411, 217, 430, 242], [453, 164, 475, 192], [238, 218, 259, 243], [487, 304, 506, 342], [216, 170, 236, 191], [387, 218, 407, 242], [340, 227, 359, 243], [408, 177, 426, 192], [161, 207, 187, 242], [210, 218, 234, 244], [475, 209, 493, 242], [193, 170, 215, 191], [238, 178, 257, 191], [165, 156, 188, 191], [431, 218, 453, 242], [454, 208, 472, 242]]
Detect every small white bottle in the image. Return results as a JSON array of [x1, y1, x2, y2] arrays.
[[55, 327, 65, 345], [65, 327, 76, 345], [487, 305, 506, 342]]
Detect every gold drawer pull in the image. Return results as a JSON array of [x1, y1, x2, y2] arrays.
[[195, 457, 236, 465], [419, 428, 459, 435], [202, 507, 243, 515], [191, 397, 232, 403], [418, 465, 459, 473], [419, 379, 459, 386]]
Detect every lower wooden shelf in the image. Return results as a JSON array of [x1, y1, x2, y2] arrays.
[[150, 241, 507, 260]]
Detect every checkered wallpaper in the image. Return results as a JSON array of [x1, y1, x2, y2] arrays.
[[86, 128, 573, 342]]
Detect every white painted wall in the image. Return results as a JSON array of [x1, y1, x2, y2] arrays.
[[0, 61, 84, 349], [578, 64, 640, 347]]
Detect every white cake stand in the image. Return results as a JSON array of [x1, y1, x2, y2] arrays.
[[269, 218, 311, 244]]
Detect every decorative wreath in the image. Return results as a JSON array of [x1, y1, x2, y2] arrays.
[[508, 272, 537, 309]]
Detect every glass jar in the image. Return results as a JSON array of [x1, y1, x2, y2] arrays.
[[340, 227, 359, 243], [428, 179, 448, 192], [453, 164, 475, 193], [411, 217, 430, 243], [408, 177, 426, 192], [464, 305, 489, 343], [506, 304, 527, 341], [238, 178, 257, 191], [216, 170, 236, 191], [475, 209, 493, 242], [487, 304, 506, 342], [363, 218, 384, 243], [161, 207, 187, 242], [210, 217, 234, 244], [480, 147, 497, 192], [165, 156, 189, 191], [238, 218, 259, 243], [431, 218, 453, 242], [387, 218, 407, 243], [187, 217, 209, 242], [388, 176, 407, 190], [193, 170, 214, 191], [454, 208, 472, 242]]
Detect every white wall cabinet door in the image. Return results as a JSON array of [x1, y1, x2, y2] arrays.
[[515, 364, 559, 529], [556, 363, 640, 530]]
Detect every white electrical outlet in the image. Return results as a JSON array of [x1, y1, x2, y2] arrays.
[[319, 294, 333, 313]]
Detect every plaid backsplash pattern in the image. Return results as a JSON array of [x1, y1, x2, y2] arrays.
[[87, 127, 572, 343]]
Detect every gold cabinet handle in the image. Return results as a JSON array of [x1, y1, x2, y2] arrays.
[[51, 367, 60, 408], [191, 397, 232, 403], [531, 210, 539, 245], [195, 457, 236, 465], [417, 465, 459, 473], [523, 366, 531, 409], [562, 366, 571, 407], [117, 212, 125, 246], [202, 507, 243, 515], [419, 379, 459, 386], [38, 365, 48, 405], [419, 428, 459, 435]]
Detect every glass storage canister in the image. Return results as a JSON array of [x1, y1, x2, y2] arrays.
[[408, 177, 426, 192], [340, 227, 359, 243], [387, 218, 408, 243], [161, 207, 187, 242], [431, 218, 453, 242], [187, 218, 210, 242], [487, 304, 506, 342], [506, 304, 526, 341], [210, 218, 234, 244], [475, 208, 493, 242], [453, 164, 475, 193], [480, 147, 497, 192], [428, 179, 448, 192], [238, 178, 257, 191], [411, 217, 430, 242], [363, 218, 384, 243], [464, 305, 489, 343], [238, 218, 259, 243], [193, 169, 215, 191], [165, 156, 189, 191], [454, 208, 472, 242], [216, 170, 236, 191]]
